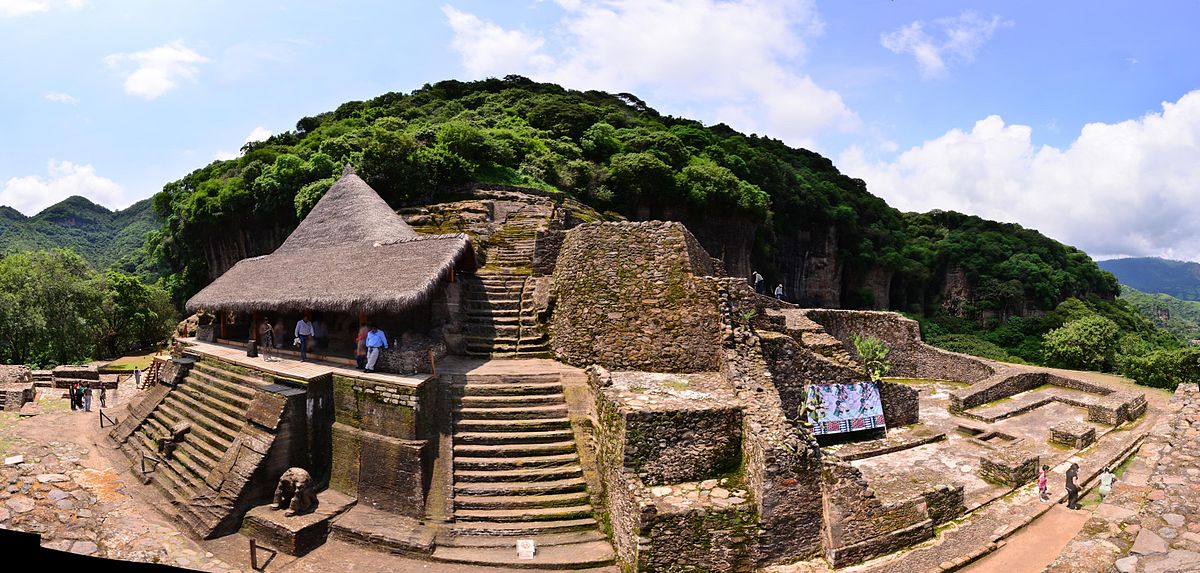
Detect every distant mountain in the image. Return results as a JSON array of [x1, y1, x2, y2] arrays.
[[0, 196, 162, 279], [1119, 285, 1200, 342], [1098, 257, 1200, 301]]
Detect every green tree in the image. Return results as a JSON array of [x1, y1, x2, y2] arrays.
[[1042, 314, 1121, 371]]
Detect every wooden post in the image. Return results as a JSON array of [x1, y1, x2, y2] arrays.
[[448, 268, 456, 283], [219, 311, 227, 340], [428, 349, 437, 377]]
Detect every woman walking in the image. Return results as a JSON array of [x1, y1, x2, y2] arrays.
[[1065, 463, 1081, 510]]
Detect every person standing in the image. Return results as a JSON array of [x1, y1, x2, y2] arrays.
[[133, 367, 141, 388], [1098, 467, 1117, 500], [1065, 463, 1081, 509], [69, 382, 78, 411], [752, 271, 764, 294], [364, 324, 388, 373], [1037, 464, 1050, 502], [774, 283, 784, 300], [295, 314, 315, 362], [355, 322, 370, 370], [260, 318, 275, 361], [83, 383, 93, 412], [99, 385, 107, 408]]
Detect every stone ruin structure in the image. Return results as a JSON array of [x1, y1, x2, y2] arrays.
[[0, 365, 35, 412], [102, 178, 1152, 571]]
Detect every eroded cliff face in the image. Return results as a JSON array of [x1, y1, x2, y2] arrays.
[[202, 225, 291, 280]]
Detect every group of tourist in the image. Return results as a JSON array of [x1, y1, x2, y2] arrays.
[[751, 270, 785, 301], [1037, 462, 1117, 508], [67, 381, 106, 412], [257, 315, 390, 373]]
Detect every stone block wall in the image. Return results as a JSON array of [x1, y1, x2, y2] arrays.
[[878, 381, 920, 427], [820, 458, 934, 567], [922, 484, 966, 525], [532, 229, 565, 276], [760, 332, 862, 424], [592, 368, 743, 486], [550, 221, 722, 372], [329, 374, 436, 517], [803, 309, 995, 383], [1050, 422, 1096, 449], [978, 450, 1039, 487], [716, 279, 825, 564]]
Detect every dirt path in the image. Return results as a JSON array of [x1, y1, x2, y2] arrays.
[[960, 504, 1091, 573]]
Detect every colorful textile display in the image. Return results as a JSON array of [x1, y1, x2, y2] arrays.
[[804, 382, 886, 436]]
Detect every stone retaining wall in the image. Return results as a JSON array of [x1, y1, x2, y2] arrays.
[[820, 458, 934, 566], [803, 309, 995, 383], [328, 374, 436, 518], [550, 221, 722, 372], [532, 229, 565, 276]]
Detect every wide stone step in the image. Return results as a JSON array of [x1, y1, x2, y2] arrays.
[[466, 349, 555, 360], [454, 382, 564, 396], [453, 491, 591, 511], [465, 299, 533, 312], [454, 453, 579, 471], [457, 405, 568, 420], [455, 429, 575, 445], [437, 529, 606, 548], [134, 432, 196, 502], [454, 477, 587, 497], [464, 324, 545, 338], [455, 464, 584, 483], [167, 387, 246, 436], [463, 374, 563, 386], [156, 399, 239, 446], [454, 441, 577, 458], [185, 369, 257, 405], [449, 517, 599, 537], [455, 417, 571, 432], [189, 361, 267, 398], [454, 504, 593, 523], [177, 381, 250, 420], [430, 540, 615, 569], [456, 393, 566, 407], [145, 416, 224, 469]]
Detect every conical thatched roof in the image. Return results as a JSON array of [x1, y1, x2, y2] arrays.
[[186, 167, 475, 315]]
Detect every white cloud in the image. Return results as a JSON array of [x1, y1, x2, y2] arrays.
[[44, 91, 78, 105], [215, 126, 274, 160], [103, 40, 210, 100], [1, 160, 124, 215], [443, 0, 858, 147], [838, 90, 1200, 262], [0, 0, 84, 18], [881, 12, 1009, 79]]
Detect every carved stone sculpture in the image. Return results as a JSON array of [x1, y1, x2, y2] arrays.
[[156, 421, 191, 459], [273, 467, 315, 516]]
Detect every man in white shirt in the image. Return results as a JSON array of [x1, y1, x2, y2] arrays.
[[364, 324, 389, 373], [295, 315, 315, 362]]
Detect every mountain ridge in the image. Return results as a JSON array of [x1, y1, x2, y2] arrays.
[[1098, 256, 1200, 301]]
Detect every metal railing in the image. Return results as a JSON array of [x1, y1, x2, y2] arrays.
[[249, 538, 277, 571], [140, 452, 163, 476], [98, 409, 118, 428]]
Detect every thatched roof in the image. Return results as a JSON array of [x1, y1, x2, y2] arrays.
[[186, 167, 475, 315]]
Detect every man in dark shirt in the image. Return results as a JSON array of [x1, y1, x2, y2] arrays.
[[1065, 463, 1081, 509]]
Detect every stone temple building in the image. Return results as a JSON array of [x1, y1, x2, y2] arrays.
[[107, 169, 1149, 571]]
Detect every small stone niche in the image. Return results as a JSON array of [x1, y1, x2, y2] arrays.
[[978, 449, 1039, 487], [1049, 421, 1096, 449]]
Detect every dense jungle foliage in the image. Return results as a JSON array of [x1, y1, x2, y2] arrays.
[[0, 249, 176, 367], [139, 76, 1183, 384]]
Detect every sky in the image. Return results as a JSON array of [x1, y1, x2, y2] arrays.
[[2, 0, 1199, 261]]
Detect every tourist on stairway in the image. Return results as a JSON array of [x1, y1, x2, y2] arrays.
[[364, 324, 388, 373]]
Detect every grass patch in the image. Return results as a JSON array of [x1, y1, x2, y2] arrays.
[[103, 352, 157, 371], [660, 379, 690, 392]]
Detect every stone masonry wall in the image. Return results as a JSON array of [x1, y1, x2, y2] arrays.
[[717, 279, 826, 564], [803, 309, 995, 383], [329, 374, 436, 517], [551, 221, 722, 372], [820, 459, 934, 566]]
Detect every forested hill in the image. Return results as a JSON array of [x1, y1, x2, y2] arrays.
[[151, 76, 1119, 328], [0, 196, 161, 279], [1099, 257, 1200, 301]]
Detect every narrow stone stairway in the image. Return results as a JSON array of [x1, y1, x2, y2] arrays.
[[480, 201, 552, 273], [432, 371, 615, 569], [464, 275, 550, 358]]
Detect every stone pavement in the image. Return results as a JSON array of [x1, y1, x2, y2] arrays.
[[1047, 383, 1200, 573], [0, 382, 242, 572]]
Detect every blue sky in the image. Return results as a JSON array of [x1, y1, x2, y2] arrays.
[[3, 1, 1199, 260]]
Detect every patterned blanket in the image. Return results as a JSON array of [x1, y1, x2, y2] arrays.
[[804, 382, 886, 436]]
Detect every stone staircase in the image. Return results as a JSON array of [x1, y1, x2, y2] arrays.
[[433, 371, 614, 569], [464, 275, 550, 358], [480, 201, 552, 273], [114, 357, 286, 537]]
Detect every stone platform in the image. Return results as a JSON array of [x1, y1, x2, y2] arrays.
[[241, 490, 356, 556]]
